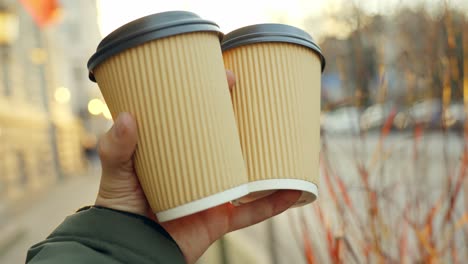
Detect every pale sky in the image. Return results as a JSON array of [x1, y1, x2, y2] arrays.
[[96, 0, 328, 36], [97, 0, 468, 40]]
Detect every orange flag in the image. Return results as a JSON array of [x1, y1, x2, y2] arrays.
[[19, 0, 60, 27]]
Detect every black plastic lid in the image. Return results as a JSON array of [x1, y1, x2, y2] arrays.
[[88, 11, 222, 82], [221, 23, 325, 72]]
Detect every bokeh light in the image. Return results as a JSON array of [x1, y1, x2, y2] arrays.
[[54, 87, 71, 104], [88, 98, 104, 115]]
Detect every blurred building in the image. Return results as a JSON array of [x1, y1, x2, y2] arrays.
[[0, 0, 101, 224]]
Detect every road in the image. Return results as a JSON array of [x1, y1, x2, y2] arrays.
[[0, 167, 101, 264]]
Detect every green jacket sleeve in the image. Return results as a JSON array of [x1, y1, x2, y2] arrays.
[[26, 206, 185, 264]]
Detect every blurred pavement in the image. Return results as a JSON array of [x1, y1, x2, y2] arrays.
[[0, 166, 101, 264]]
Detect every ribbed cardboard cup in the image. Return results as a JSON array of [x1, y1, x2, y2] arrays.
[[88, 11, 248, 222], [222, 24, 325, 207]]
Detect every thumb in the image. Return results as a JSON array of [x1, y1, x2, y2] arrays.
[[97, 112, 137, 175], [95, 112, 149, 216]]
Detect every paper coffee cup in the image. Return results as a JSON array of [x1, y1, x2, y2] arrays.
[[221, 24, 325, 207], [88, 11, 248, 221]]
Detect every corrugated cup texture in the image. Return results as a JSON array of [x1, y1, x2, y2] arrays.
[[223, 43, 321, 186], [94, 32, 247, 212]]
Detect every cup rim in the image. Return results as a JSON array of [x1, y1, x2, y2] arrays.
[[87, 11, 223, 82]]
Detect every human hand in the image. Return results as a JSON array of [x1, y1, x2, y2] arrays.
[[95, 70, 301, 264]]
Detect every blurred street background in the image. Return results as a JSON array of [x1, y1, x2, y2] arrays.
[[0, 0, 467, 263]]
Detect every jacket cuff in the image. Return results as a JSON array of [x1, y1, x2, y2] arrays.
[[50, 206, 185, 263]]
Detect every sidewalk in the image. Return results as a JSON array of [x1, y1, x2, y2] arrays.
[[0, 167, 101, 263]]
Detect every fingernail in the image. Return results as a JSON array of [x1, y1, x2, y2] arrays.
[[113, 113, 126, 138]]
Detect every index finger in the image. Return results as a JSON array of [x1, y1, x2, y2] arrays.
[[226, 69, 236, 90], [226, 190, 301, 232]]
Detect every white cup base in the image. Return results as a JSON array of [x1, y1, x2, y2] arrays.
[[156, 184, 249, 222]]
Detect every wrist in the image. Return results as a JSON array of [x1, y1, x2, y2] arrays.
[[95, 193, 149, 217]]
